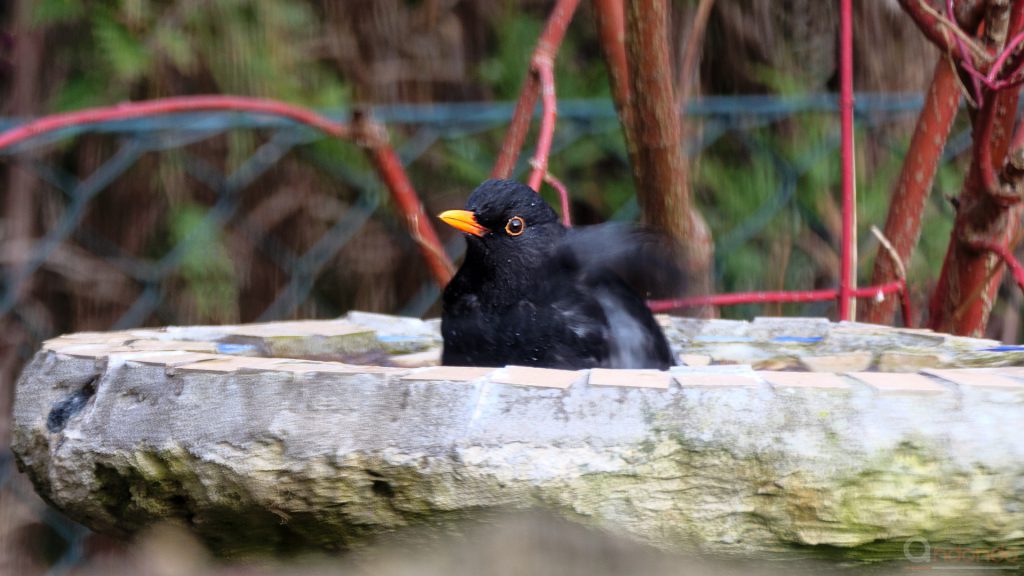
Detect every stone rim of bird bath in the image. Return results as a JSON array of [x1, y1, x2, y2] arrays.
[[11, 313, 1024, 563], [26, 311, 1024, 374]]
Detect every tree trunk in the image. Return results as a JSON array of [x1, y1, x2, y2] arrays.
[[927, 2, 1024, 336], [619, 0, 715, 314], [1, 5, 44, 576], [863, 58, 961, 325], [1, 0, 42, 447]]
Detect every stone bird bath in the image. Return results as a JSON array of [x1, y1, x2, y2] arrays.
[[11, 312, 1024, 565]]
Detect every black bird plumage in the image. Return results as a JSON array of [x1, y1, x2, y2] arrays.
[[439, 179, 676, 370]]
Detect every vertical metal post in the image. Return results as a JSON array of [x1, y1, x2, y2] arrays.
[[839, 0, 857, 321]]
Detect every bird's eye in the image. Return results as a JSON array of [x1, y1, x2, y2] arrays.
[[505, 216, 526, 236]]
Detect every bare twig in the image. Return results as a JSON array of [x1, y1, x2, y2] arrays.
[[977, 239, 1024, 291], [527, 55, 558, 192], [546, 170, 573, 228], [871, 225, 907, 280], [592, 0, 631, 124], [870, 224, 915, 326], [901, 0, 992, 63], [491, 0, 580, 180], [353, 112, 455, 286], [593, 0, 643, 200], [946, 53, 980, 107], [947, 0, 985, 105]]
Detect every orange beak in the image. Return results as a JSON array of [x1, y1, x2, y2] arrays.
[[438, 209, 488, 237]]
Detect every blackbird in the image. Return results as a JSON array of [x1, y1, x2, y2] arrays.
[[438, 178, 676, 370]]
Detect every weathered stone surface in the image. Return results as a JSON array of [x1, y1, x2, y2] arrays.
[[11, 315, 1024, 566], [799, 351, 874, 372], [662, 317, 1024, 369]]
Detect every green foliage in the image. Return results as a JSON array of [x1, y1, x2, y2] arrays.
[[31, 0, 85, 26], [478, 15, 541, 99], [30, 0, 352, 323], [92, 6, 151, 82], [694, 113, 963, 319], [38, 0, 348, 110], [478, 12, 610, 100], [698, 140, 784, 301], [442, 138, 494, 185], [168, 203, 239, 323]]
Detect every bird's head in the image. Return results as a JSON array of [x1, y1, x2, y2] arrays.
[[438, 179, 564, 265]]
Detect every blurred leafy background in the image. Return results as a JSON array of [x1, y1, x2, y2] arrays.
[[1, 0, 972, 332]]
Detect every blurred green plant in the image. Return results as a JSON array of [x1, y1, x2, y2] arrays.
[[33, 0, 348, 111], [696, 114, 962, 319], [478, 12, 610, 101], [167, 202, 239, 323]]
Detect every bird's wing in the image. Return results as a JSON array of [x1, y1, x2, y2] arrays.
[[526, 255, 673, 370], [551, 228, 676, 369], [580, 268, 674, 369], [559, 223, 685, 300]]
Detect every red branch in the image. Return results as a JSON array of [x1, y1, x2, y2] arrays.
[[900, 0, 961, 55], [977, 240, 1024, 291], [0, 95, 349, 150], [593, 0, 645, 197], [355, 115, 455, 287], [926, 0, 1024, 336], [900, 283, 915, 327], [949, 0, 984, 105], [988, 30, 1024, 85], [527, 57, 558, 192], [491, 0, 580, 180], [937, 21, 1024, 103], [864, 58, 961, 324], [975, 87, 1004, 197], [907, 0, 1024, 103], [0, 96, 455, 288], [593, 0, 632, 128], [543, 169, 573, 227]]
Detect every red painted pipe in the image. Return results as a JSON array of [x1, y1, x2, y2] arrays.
[[648, 280, 905, 313], [838, 0, 856, 320]]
